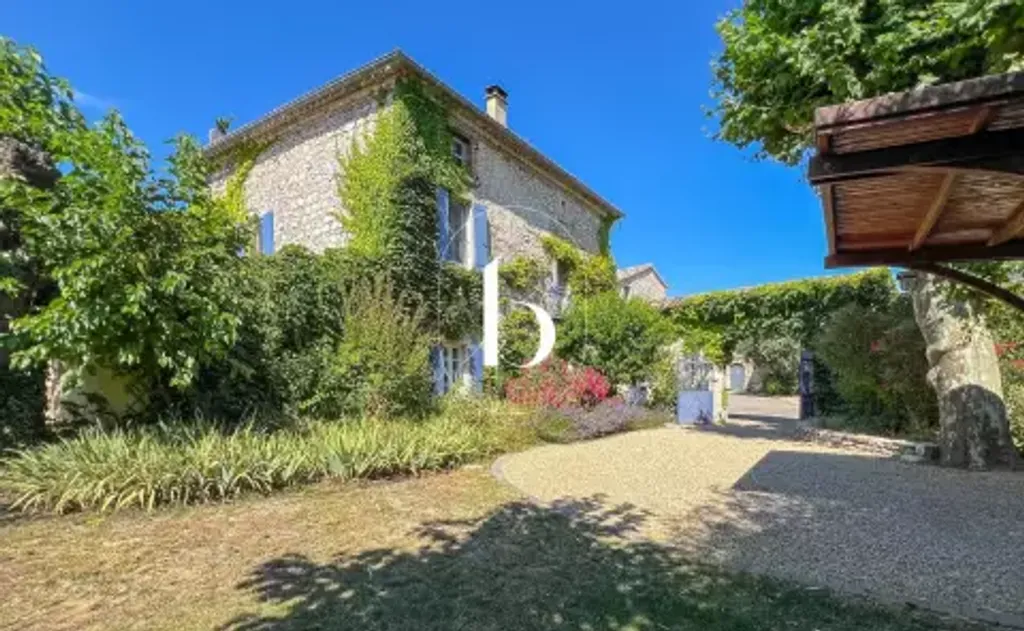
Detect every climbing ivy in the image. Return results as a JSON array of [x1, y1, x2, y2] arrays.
[[541, 234, 617, 298], [499, 256, 548, 294], [337, 78, 478, 340], [665, 268, 897, 352], [598, 216, 616, 258]]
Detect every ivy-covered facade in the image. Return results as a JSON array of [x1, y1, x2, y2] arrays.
[[205, 51, 623, 393]]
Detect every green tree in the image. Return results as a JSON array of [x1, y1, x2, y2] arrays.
[[710, 1, 1023, 465], [0, 38, 250, 408], [712, 0, 1024, 165], [557, 292, 672, 385]]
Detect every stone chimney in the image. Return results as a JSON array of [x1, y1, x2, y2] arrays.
[[208, 128, 225, 144], [485, 85, 508, 127]]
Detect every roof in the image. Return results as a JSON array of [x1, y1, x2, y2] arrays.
[[809, 71, 1024, 268], [617, 263, 668, 289], [204, 50, 623, 220]]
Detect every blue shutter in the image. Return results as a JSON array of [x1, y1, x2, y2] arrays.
[[431, 345, 445, 395], [472, 203, 489, 270], [436, 188, 450, 261], [469, 342, 483, 392], [259, 211, 275, 255]]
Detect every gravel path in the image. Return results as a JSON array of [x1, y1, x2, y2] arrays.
[[495, 395, 1024, 627]]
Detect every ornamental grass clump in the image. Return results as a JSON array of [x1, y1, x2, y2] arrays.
[[0, 403, 523, 514]]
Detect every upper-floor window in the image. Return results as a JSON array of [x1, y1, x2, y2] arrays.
[[447, 197, 469, 265], [451, 134, 470, 169]]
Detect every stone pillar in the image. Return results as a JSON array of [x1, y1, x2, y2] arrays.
[[910, 273, 1018, 469]]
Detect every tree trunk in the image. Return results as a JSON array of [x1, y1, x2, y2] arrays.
[[910, 273, 1018, 469]]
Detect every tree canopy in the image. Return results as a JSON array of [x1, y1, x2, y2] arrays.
[[0, 38, 250, 390], [712, 0, 1024, 165]]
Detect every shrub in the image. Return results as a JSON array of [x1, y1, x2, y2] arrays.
[[306, 279, 434, 420], [168, 245, 349, 422], [814, 300, 936, 435], [0, 401, 525, 514], [504, 359, 610, 409], [557, 292, 672, 386]]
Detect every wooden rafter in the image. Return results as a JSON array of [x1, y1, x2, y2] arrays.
[[808, 127, 1024, 185], [968, 105, 994, 133], [822, 184, 836, 255], [909, 173, 957, 250], [988, 197, 1024, 246], [825, 239, 1024, 268]]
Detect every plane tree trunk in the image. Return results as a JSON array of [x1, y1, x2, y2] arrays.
[[910, 273, 1018, 469]]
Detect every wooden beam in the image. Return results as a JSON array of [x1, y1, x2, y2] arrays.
[[816, 132, 832, 154], [822, 184, 836, 255], [808, 127, 1024, 185], [910, 262, 1024, 314], [968, 105, 994, 133], [988, 197, 1024, 246], [825, 239, 1024, 268], [910, 173, 957, 250]]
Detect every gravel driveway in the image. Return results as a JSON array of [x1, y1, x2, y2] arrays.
[[494, 395, 1024, 627]]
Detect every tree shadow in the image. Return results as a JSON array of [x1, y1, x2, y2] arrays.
[[673, 450, 1024, 627], [219, 495, 949, 631]]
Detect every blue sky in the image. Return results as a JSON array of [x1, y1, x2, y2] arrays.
[[5, 0, 833, 296]]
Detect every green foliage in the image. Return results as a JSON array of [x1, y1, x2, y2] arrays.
[[170, 245, 349, 422], [667, 269, 896, 353], [814, 300, 937, 435], [711, 0, 1024, 164], [0, 403, 525, 513], [499, 256, 547, 294], [337, 80, 478, 341], [571, 254, 618, 298], [558, 292, 672, 385], [597, 216, 616, 257], [739, 336, 801, 396], [0, 39, 250, 394], [306, 279, 434, 420], [540, 234, 616, 299], [0, 38, 82, 146]]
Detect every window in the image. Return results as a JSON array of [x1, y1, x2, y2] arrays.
[[257, 211, 275, 255], [447, 198, 469, 264], [439, 344, 469, 393], [622, 285, 631, 299], [451, 135, 470, 168], [553, 258, 570, 289]]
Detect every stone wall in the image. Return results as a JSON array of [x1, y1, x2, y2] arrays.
[[622, 270, 666, 302], [209, 92, 606, 261], [209, 91, 383, 253]]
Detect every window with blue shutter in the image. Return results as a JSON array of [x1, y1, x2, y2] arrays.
[[258, 211, 275, 255], [472, 203, 489, 269]]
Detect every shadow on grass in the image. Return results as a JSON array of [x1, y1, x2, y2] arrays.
[[221, 496, 957, 631]]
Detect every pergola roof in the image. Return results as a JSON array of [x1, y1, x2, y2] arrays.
[[809, 72, 1024, 268]]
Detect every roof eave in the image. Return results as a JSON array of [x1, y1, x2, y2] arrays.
[[203, 51, 624, 221]]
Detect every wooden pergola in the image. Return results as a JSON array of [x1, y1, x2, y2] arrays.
[[809, 72, 1024, 309]]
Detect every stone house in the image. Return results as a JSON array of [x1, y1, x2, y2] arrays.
[[617, 263, 668, 303], [204, 51, 624, 394]]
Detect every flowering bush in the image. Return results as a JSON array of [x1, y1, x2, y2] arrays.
[[504, 359, 610, 409], [535, 399, 670, 443]]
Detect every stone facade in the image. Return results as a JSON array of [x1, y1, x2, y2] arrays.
[[209, 87, 607, 264], [209, 91, 382, 253]]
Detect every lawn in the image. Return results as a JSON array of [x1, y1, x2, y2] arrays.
[[0, 467, 991, 631]]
